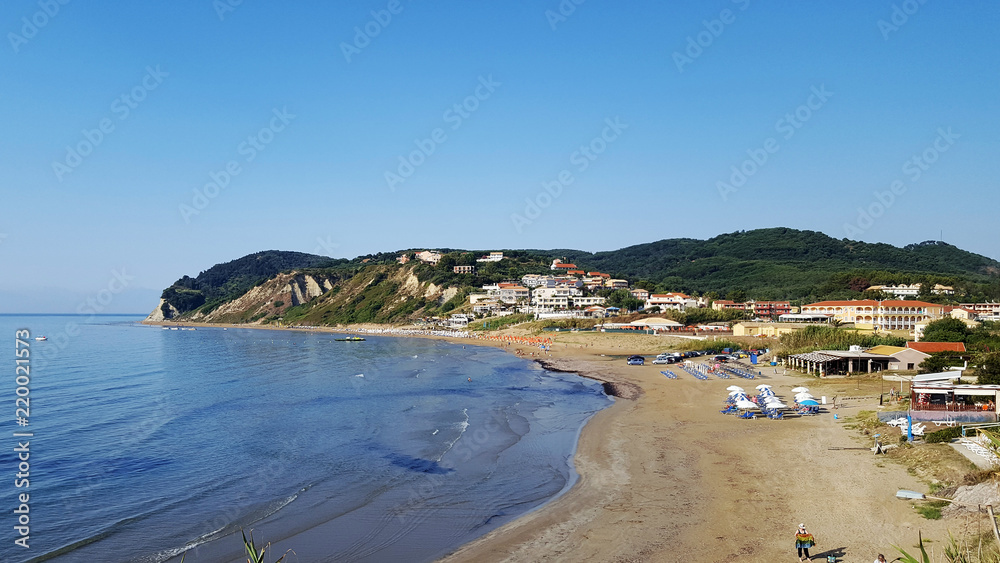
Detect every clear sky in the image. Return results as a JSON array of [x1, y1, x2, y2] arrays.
[[1, 1, 998, 313]]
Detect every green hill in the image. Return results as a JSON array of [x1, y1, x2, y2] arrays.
[[555, 228, 1000, 301], [153, 229, 1000, 323]]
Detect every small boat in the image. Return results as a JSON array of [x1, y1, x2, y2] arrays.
[[335, 336, 366, 342], [34, 336, 47, 341]]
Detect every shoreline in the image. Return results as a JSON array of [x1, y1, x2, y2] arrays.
[[145, 319, 631, 561], [146, 319, 955, 561]]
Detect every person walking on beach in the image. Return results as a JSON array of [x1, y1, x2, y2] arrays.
[[795, 523, 815, 561], [874, 554, 886, 563]]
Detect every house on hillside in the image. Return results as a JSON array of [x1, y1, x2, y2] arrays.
[[477, 252, 504, 262], [712, 300, 748, 311], [416, 251, 442, 265], [630, 289, 650, 302], [648, 293, 698, 312], [752, 301, 791, 318]]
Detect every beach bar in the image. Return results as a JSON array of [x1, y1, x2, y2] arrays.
[[910, 383, 1000, 415], [787, 350, 893, 376]]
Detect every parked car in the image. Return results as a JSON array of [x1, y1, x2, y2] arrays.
[[627, 355, 645, 366], [653, 354, 681, 364], [713, 355, 730, 362]]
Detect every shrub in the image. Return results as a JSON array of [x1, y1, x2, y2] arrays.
[[274, 300, 284, 308], [924, 426, 962, 443]]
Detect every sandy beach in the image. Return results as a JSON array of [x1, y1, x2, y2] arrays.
[[441, 331, 958, 563], [146, 321, 962, 561]]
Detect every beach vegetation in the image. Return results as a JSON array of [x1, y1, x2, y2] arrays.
[[775, 325, 905, 357], [242, 529, 288, 563], [893, 531, 931, 563], [915, 500, 947, 519], [925, 426, 963, 443], [468, 313, 533, 331]]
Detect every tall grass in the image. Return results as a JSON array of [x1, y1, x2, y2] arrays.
[[775, 325, 905, 356]]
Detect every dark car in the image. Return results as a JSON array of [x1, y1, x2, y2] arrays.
[[626, 355, 645, 366], [713, 355, 730, 362]]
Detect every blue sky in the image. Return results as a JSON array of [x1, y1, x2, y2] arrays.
[[1, 1, 998, 313]]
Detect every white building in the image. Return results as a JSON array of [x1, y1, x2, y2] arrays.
[[572, 296, 607, 307], [416, 251, 442, 265], [448, 314, 473, 328], [868, 283, 955, 297], [477, 252, 504, 262], [531, 286, 582, 309], [521, 274, 558, 288], [647, 293, 698, 311]]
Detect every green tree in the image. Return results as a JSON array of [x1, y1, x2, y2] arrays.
[[605, 289, 641, 312], [974, 352, 1000, 385], [921, 317, 970, 343], [438, 254, 457, 270], [726, 289, 747, 303], [635, 279, 657, 292], [919, 352, 966, 374]]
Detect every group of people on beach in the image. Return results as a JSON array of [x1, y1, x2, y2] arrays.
[[794, 524, 886, 562]]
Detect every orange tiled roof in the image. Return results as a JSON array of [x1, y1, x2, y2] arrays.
[[906, 342, 967, 353], [804, 300, 939, 308]]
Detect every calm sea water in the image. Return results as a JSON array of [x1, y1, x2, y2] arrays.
[[0, 315, 609, 562]]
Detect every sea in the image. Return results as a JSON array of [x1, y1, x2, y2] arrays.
[[0, 315, 611, 562]]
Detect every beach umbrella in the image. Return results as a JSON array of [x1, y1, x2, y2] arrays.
[[765, 402, 787, 409], [792, 387, 809, 393], [794, 392, 814, 399], [755, 384, 772, 390], [736, 399, 757, 409], [799, 399, 820, 406], [727, 386, 745, 392]]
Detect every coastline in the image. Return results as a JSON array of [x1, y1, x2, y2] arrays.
[[146, 320, 954, 561]]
